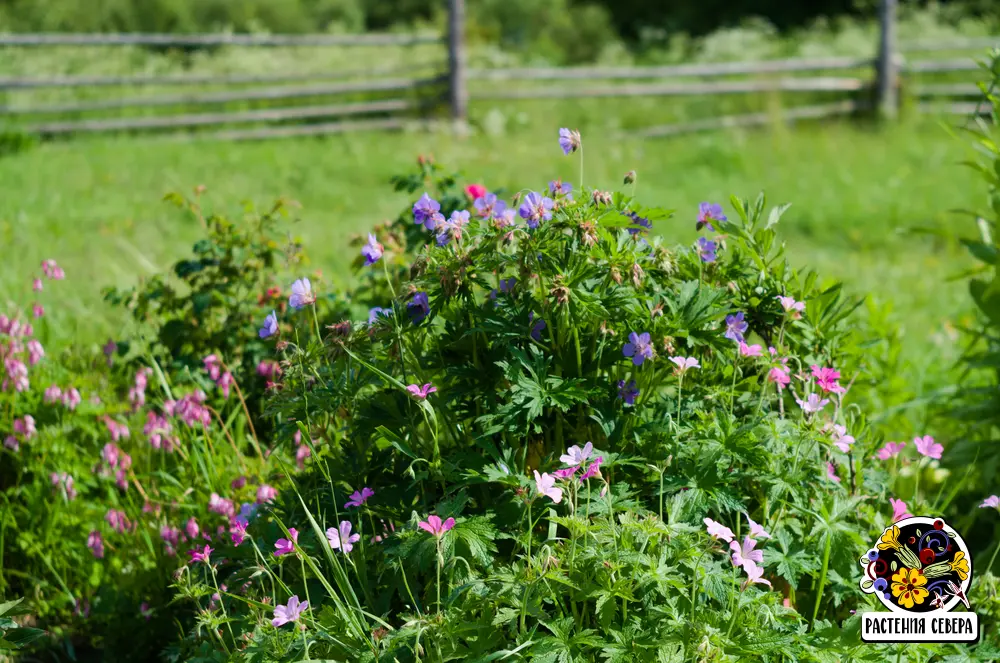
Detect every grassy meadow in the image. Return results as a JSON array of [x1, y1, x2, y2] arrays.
[[0, 110, 982, 366]]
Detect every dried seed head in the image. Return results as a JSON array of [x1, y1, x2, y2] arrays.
[[592, 190, 612, 206], [631, 263, 645, 288], [580, 220, 599, 246], [610, 267, 622, 284]]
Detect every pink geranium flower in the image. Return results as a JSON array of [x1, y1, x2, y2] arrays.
[[980, 495, 1000, 509], [534, 471, 563, 503], [704, 518, 735, 543], [738, 342, 763, 357], [271, 595, 308, 628], [730, 536, 764, 568], [188, 545, 213, 564], [890, 498, 912, 522], [559, 442, 593, 467], [796, 393, 829, 414], [741, 559, 772, 589], [810, 365, 846, 394], [326, 521, 360, 553], [914, 435, 943, 460], [405, 383, 437, 400], [256, 484, 277, 504], [768, 367, 791, 390], [876, 441, 906, 460], [776, 295, 805, 317], [579, 456, 603, 482], [553, 465, 579, 480], [87, 530, 105, 558], [747, 515, 771, 539], [826, 462, 841, 483], [418, 514, 455, 537], [669, 356, 701, 373], [345, 487, 375, 509], [274, 528, 299, 557], [827, 424, 855, 453]]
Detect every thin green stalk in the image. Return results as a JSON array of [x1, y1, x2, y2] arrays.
[[811, 533, 833, 627], [676, 373, 684, 426], [986, 539, 1000, 573], [435, 537, 443, 614], [209, 564, 235, 652]]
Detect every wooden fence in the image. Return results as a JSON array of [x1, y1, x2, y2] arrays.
[[0, 0, 995, 141]]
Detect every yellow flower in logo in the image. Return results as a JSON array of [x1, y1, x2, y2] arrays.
[[878, 525, 901, 551], [949, 551, 969, 581], [891, 567, 929, 609]]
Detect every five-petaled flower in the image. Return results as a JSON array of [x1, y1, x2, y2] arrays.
[[361, 233, 384, 266], [891, 567, 928, 609], [406, 383, 437, 400], [876, 441, 906, 460], [368, 307, 392, 325], [724, 312, 748, 343], [768, 367, 791, 390], [288, 278, 315, 310], [810, 365, 845, 394], [345, 487, 375, 509], [623, 331, 654, 366], [730, 536, 764, 568], [617, 379, 639, 405], [914, 435, 943, 460], [413, 193, 441, 229], [579, 456, 603, 482], [558, 128, 581, 155], [738, 342, 763, 357], [697, 203, 727, 232], [741, 559, 772, 589], [704, 518, 735, 543], [981, 495, 1000, 509], [777, 296, 805, 318], [697, 237, 717, 263], [797, 393, 830, 414], [259, 311, 279, 339], [407, 291, 430, 324], [559, 442, 593, 468], [189, 545, 213, 564], [474, 193, 506, 219], [549, 180, 573, 197], [518, 192, 555, 229], [274, 528, 299, 557], [890, 497, 912, 522], [669, 356, 700, 373], [534, 471, 564, 503], [326, 521, 361, 553], [747, 515, 771, 539], [418, 514, 455, 537], [271, 595, 308, 628], [828, 424, 855, 453]]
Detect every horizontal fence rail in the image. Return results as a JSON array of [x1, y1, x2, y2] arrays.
[[0, 32, 440, 47], [469, 57, 874, 82], [0, 0, 993, 142], [0, 63, 441, 89], [1, 77, 446, 115], [475, 77, 866, 101]]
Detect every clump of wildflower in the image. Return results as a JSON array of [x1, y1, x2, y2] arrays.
[[3, 357, 28, 392], [106, 509, 131, 534], [41, 259, 65, 280], [13, 415, 36, 440], [103, 416, 129, 443], [144, 411, 176, 451], [165, 390, 211, 428], [209, 493, 236, 518], [50, 472, 77, 500], [87, 531, 105, 559], [44, 384, 62, 403]]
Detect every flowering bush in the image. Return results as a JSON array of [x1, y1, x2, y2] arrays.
[[0, 208, 324, 656], [158, 137, 1000, 660]]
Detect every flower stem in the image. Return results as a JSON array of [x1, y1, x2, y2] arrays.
[[436, 537, 443, 614], [675, 373, 684, 427], [811, 532, 833, 628]]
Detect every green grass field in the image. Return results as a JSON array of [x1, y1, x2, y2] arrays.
[[1, 112, 981, 366]]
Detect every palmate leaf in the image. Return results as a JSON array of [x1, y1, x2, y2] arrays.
[[770, 530, 818, 590]]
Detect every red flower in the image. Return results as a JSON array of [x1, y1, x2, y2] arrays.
[[465, 184, 487, 200]]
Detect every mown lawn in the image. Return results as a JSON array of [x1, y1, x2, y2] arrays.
[[0, 113, 979, 362]]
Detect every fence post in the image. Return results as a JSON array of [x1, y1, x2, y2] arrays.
[[876, 0, 898, 119], [447, 0, 467, 121]]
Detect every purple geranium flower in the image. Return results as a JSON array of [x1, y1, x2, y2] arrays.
[[368, 306, 392, 325], [622, 331, 654, 366], [474, 193, 507, 219], [549, 180, 573, 196], [413, 193, 441, 226], [288, 278, 315, 310], [345, 487, 375, 509], [624, 211, 652, 236], [724, 312, 748, 343], [326, 521, 360, 553], [617, 379, 639, 405], [518, 192, 554, 229], [259, 310, 279, 339], [361, 233, 383, 266], [558, 128, 581, 155], [697, 203, 727, 232], [529, 312, 546, 341], [407, 291, 430, 323], [436, 210, 471, 246], [698, 237, 717, 263]]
